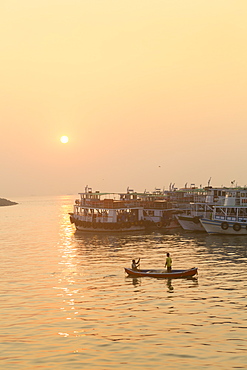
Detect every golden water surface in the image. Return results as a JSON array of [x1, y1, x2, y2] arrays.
[[1, 196, 246, 369]]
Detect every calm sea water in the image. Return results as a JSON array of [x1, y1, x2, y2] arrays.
[[0, 196, 246, 369]]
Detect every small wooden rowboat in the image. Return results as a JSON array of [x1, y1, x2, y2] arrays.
[[124, 267, 198, 279]]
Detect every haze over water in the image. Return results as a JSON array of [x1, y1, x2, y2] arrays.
[[1, 196, 246, 369], [2, 1, 247, 197]]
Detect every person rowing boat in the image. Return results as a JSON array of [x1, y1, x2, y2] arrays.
[[132, 258, 140, 270], [165, 253, 172, 272]]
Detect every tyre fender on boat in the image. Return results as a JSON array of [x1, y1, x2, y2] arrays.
[[193, 216, 201, 224], [233, 223, 241, 232], [221, 222, 229, 230]]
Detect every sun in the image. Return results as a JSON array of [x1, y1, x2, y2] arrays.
[[60, 136, 69, 144]]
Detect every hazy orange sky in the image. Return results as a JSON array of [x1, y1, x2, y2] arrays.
[[1, 1, 247, 197]]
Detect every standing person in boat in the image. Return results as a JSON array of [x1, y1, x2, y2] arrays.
[[165, 253, 172, 272], [132, 258, 140, 270]]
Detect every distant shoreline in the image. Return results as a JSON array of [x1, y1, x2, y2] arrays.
[[0, 198, 18, 207]]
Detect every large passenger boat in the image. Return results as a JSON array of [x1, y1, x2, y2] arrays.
[[69, 186, 179, 233], [200, 188, 247, 234]]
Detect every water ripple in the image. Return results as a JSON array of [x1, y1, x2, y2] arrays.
[[0, 197, 247, 369]]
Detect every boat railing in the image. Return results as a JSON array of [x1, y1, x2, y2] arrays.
[[218, 216, 247, 223], [143, 201, 168, 209], [75, 197, 170, 210], [226, 216, 237, 221], [76, 200, 145, 209], [238, 218, 247, 222], [77, 215, 114, 223], [215, 215, 237, 222]]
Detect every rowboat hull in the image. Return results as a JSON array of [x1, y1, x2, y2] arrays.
[[124, 267, 198, 278]]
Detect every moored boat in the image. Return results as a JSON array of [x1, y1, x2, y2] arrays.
[[69, 186, 177, 233], [124, 267, 198, 278], [200, 187, 247, 234], [176, 186, 228, 232], [176, 213, 205, 232]]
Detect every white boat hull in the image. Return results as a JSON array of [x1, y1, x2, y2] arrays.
[[200, 218, 247, 235], [176, 215, 204, 232]]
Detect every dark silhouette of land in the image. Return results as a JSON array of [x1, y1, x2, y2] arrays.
[[0, 198, 18, 206]]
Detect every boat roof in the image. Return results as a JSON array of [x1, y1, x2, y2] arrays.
[[78, 191, 167, 197], [78, 186, 247, 197]]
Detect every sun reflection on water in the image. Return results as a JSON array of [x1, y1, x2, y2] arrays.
[[47, 197, 247, 369]]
